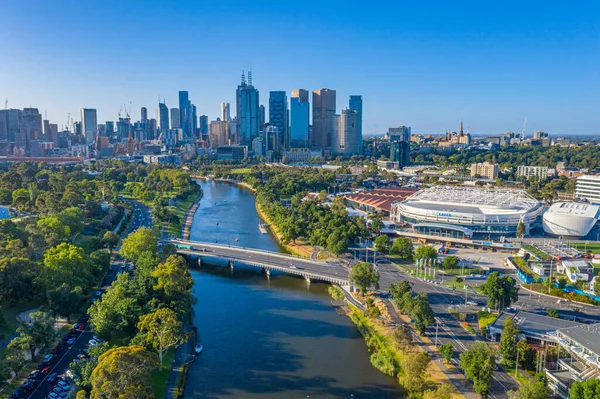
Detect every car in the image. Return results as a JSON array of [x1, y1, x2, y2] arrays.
[[22, 379, 36, 390], [80, 348, 89, 356], [43, 354, 54, 364], [72, 323, 80, 330], [57, 381, 71, 391], [62, 333, 73, 341], [47, 372, 58, 383], [42, 367, 52, 375], [88, 339, 99, 347], [57, 341, 65, 349], [289, 265, 297, 269], [91, 298, 97, 303], [77, 323, 85, 331], [52, 387, 67, 397], [66, 337, 76, 345], [77, 354, 88, 361], [92, 335, 103, 343], [47, 393, 59, 399], [95, 290, 102, 297], [29, 370, 41, 379]]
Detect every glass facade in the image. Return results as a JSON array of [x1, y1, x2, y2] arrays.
[[290, 89, 309, 148]]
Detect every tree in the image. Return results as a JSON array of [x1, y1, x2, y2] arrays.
[[392, 325, 412, 349], [517, 340, 536, 371], [415, 245, 437, 260], [42, 243, 96, 292], [90, 346, 159, 399], [460, 342, 498, 399], [120, 227, 157, 263], [569, 379, 600, 399], [390, 237, 414, 260], [442, 255, 460, 270], [76, 391, 87, 399], [47, 284, 88, 323], [326, 229, 349, 256], [101, 231, 119, 253], [594, 278, 600, 296], [480, 272, 519, 309], [373, 235, 391, 253], [370, 216, 384, 234], [508, 379, 550, 399], [70, 342, 111, 393], [349, 262, 380, 293], [0, 362, 11, 386], [439, 343, 454, 363], [135, 308, 185, 365], [9, 311, 55, 361], [0, 257, 39, 306], [389, 281, 413, 313], [152, 255, 193, 313], [410, 292, 435, 335], [5, 349, 27, 375], [401, 352, 431, 393], [500, 317, 519, 368], [423, 384, 453, 399], [547, 308, 559, 318], [516, 221, 525, 238]]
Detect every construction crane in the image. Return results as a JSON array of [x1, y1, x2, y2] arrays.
[[66, 112, 70, 131], [521, 116, 528, 139], [118, 104, 123, 119], [4, 99, 7, 110]]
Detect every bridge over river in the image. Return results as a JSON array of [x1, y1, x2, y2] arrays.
[[170, 239, 350, 285]]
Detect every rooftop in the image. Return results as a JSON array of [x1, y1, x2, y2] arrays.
[[545, 202, 600, 219], [557, 323, 600, 356], [490, 311, 580, 337], [345, 187, 418, 213]]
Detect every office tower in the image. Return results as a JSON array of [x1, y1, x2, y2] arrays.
[[105, 121, 115, 136], [209, 120, 231, 149], [576, 175, 600, 203], [0, 109, 22, 142], [221, 102, 231, 122], [389, 126, 411, 142], [331, 109, 360, 156], [349, 95, 362, 147], [73, 121, 82, 135], [311, 89, 336, 150], [157, 103, 169, 130], [190, 103, 197, 137], [199, 115, 208, 136], [81, 108, 98, 145], [290, 89, 309, 148], [170, 108, 181, 129], [259, 105, 265, 128], [235, 71, 260, 145], [265, 125, 280, 152], [49, 124, 58, 144], [178, 91, 189, 136], [141, 107, 148, 121], [268, 91, 288, 148], [389, 126, 411, 167], [43, 119, 51, 136]]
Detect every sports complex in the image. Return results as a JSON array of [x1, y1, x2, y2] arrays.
[[390, 186, 545, 238]]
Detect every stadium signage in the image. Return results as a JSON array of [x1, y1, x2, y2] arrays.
[[437, 212, 452, 217]]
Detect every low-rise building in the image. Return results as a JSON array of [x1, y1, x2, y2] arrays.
[[576, 175, 600, 204], [377, 160, 399, 170], [558, 260, 594, 283], [216, 145, 247, 162], [470, 162, 498, 179], [517, 165, 556, 180], [282, 148, 323, 163]]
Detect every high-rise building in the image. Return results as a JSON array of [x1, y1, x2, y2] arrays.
[[221, 102, 231, 122], [259, 105, 265, 128], [269, 91, 288, 148], [105, 121, 115, 136], [81, 108, 98, 145], [157, 103, 169, 130], [576, 175, 600, 204], [311, 89, 336, 150], [178, 91, 189, 136], [331, 109, 360, 156], [388, 125, 411, 167], [235, 71, 260, 145], [290, 89, 309, 148], [199, 115, 208, 136], [470, 162, 499, 179], [349, 95, 362, 146], [170, 108, 181, 129], [141, 107, 148, 121], [190, 104, 197, 137], [0, 109, 22, 142], [209, 120, 231, 149], [389, 126, 411, 142]]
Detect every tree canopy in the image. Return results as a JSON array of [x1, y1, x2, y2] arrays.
[[480, 272, 519, 309], [415, 245, 437, 260], [349, 262, 380, 293], [460, 342, 498, 399], [390, 237, 414, 260]]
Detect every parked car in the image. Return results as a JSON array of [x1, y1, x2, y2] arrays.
[[22, 379, 36, 390], [50, 346, 60, 355], [41, 367, 51, 375], [66, 337, 76, 345], [77, 323, 85, 332], [47, 392, 59, 399], [29, 370, 41, 379], [57, 381, 71, 391], [95, 290, 102, 297]]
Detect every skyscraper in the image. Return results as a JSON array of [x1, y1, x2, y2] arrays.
[[0, 109, 22, 142], [290, 89, 309, 148], [389, 126, 411, 167], [221, 102, 231, 122], [349, 95, 362, 147], [269, 91, 288, 148], [259, 105, 265, 128], [170, 108, 181, 129], [178, 91, 189, 136], [311, 89, 336, 150], [157, 102, 169, 130], [235, 71, 260, 145], [81, 108, 97, 145], [141, 107, 148, 121], [331, 109, 360, 156], [105, 121, 115, 136], [199, 115, 208, 136]]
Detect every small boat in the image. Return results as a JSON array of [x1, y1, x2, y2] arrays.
[[235, 238, 239, 242], [215, 222, 219, 225], [195, 344, 203, 354], [258, 223, 268, 234]]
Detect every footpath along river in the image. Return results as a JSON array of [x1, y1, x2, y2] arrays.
[[184, 179, 402, 399]]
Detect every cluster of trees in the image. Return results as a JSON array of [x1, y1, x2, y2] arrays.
[[349, 262, 380, 293], [480, 272, 519, 310], [76, 228, 193, 397], [389, 281, 435, 335], [125, 167, 198, 204], [460, 342, 498, 398]]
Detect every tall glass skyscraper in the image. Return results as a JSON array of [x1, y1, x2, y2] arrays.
[[349, 95, 362, 152], [178, 91, 189, 136], [290, 89, 309, 148], [269, 91, 288, 148], [235, 71, 260, 146], [81, 108, 98, 145], [311, 89, 336, 150], [157, 102, 169, 130]]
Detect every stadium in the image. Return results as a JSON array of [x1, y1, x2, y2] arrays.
[[390, 186, 545, 238], [542, 202, 600, 238]]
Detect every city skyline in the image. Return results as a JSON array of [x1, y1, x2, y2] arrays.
[[2, 1, 600, 135]]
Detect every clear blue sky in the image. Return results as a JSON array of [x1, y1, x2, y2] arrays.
[[2, 0, 599, 135]]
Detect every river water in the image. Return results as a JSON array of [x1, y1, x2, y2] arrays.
[[185, 180, 401, 399]]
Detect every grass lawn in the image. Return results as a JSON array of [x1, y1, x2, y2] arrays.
[[502, 365, 531, 386], [0, 300, 43, 341], [522, 245, 551, 260], [230, 168, 251, 174], [573, 242, 600, 255], [477, 311, 498, 333], [151, 346, 176, 398], [167, 194, 199, 237]]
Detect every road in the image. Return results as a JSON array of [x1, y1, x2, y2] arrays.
[[23, 199, 153, 399]]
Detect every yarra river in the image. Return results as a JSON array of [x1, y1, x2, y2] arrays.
[[185, 180, 402, 399]]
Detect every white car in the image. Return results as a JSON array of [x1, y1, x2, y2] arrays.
[[88, 339, 99, 347]]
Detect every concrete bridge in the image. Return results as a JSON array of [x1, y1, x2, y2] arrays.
[[170, 239, 350, 285]]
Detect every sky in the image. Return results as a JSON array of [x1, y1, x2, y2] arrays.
[[1, 0, 599, 135]]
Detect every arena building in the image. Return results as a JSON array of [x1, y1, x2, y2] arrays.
[[390, 186, 544, 238], [542, 202, 600, 238]]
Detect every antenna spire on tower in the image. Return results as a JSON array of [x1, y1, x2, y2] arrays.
[[241, 70, 246, 85], [248, 69, 253, 86]]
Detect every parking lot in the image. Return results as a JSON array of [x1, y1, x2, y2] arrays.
[[531, 241, 582, 259], [441, 246, 511, 270]]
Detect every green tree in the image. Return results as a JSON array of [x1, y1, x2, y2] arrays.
[[423, 384, 453, 399], [401, 351, 431, 393], [70, 342, 111, 393], [442, 255, 460, 270], [389, 281, 413, 313], [152, 255, 194, 314], [569, 379, 600, 399], [500, 317, 519, 368], [326, 229, 349, 255], [101, 231, 119, 253], [594, 278, 600, 296], [90, 346, 159, 399], [135, 308, 185, 365], [8, 311, 55, 360], [460, 342, 498, 399], [508, 379, 550, 399], [390, 237, 414, 260], [480, 272, 519, 309], [439, 343, 454, 363], [410, 292, 435, 335], [0, 257, 39, 306], [547, 308, 559, 318], [392, 325, 412, 349], [5, 349, 27, 375], [373, 235, 391, 253], [349, 262, 380, 293], [370, 216, 384, 234], [415, 245, 438, 260], [47, 284, 88, 323], [517, 340, 536, 371], [120, 227, 157, 263], [42, 243, 96, 291], [516, 221, 525, 238]]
